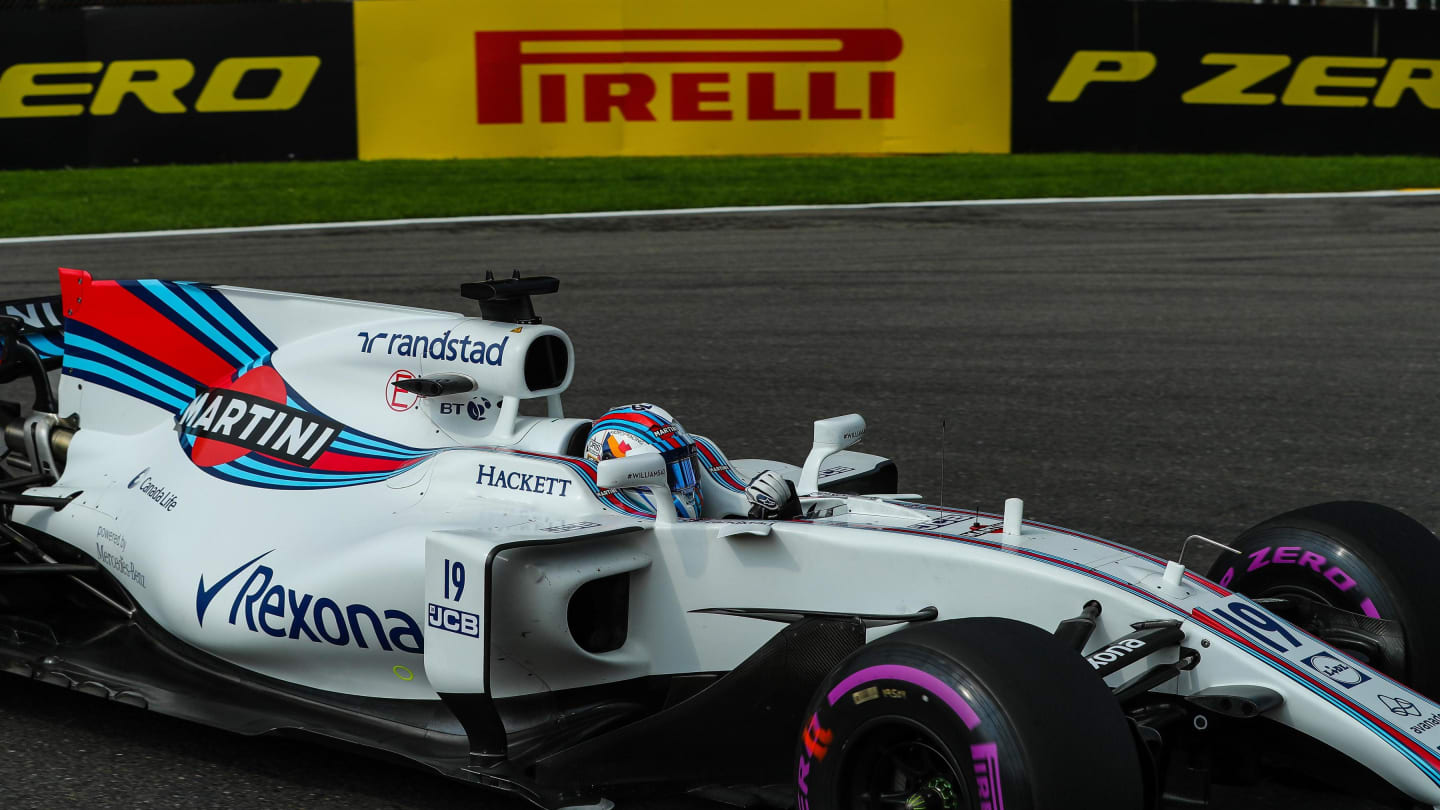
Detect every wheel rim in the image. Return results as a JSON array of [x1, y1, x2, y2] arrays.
[[1258, 583, 1402, 674], [841, 720, 967, 810], [1260, 583, 1335, 608]]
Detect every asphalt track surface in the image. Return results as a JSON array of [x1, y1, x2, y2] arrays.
[[3, 196, 1440, 809]]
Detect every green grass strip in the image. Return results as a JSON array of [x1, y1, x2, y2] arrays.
[[3, 153, 1440, 238]]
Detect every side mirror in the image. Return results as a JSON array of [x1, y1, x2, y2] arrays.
[[798, 413, 866, 494], [596, 454, 677, 525]]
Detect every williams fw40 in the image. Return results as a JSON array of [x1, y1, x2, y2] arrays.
[[1, 269, 1439, 809]]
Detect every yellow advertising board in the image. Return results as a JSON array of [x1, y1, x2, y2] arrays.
[[354, 0, 1010, 159]]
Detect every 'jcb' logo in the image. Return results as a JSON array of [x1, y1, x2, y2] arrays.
[[474, 28, 902, 125], [0, 56, 321, 119], [1048, 50, 1440, 109]]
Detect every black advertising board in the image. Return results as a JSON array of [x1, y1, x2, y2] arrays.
[[1013, 0, 1440, 155], [0, 3, 356, 169]]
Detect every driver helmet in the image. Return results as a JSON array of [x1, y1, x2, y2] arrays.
[[584, 404, 702, 519]]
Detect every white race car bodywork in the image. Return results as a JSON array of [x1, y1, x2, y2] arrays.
[[6, 269, 1440, 807]]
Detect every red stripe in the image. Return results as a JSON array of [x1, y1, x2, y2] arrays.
[[603, 412, 686, 449], [1191, 610, 1440, 771], [694, 441, 745, 489], [839, 518, 1440, 778], [308, 451, 420, 473], [1185, 573, 1231, 597], [67, 277, 235, 386], [901, 503, 1169, 567]]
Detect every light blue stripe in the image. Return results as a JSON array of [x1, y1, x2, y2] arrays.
[[64, 356, 188, 411], [231, 455, 397, 483], [695, 437, 744, 492], [210, 464, 373, 489], [1217, 615, 1440, 786], [336, 429, 413, 452], [591, 421, 667, 451], [335, 431, 430, 457], [234, 357, 267, 378], [27, 334, 64, 357], [139, 280, 248, 366], [176, 284, 268, 360], [66, 333, 196, 399], [888, 521, 1440, 787], [329, 439, 413, 459]]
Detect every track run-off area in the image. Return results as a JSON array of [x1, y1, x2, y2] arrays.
[[2, 193, 1439, 809]]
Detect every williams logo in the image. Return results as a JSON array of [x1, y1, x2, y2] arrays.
[[128, 468, 179, 511], [176, 366, 341, 468]]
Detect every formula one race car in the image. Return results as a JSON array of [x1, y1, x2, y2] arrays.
[[2, 269, 1440, 810]]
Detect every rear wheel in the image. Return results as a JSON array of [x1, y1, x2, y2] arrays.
[[1209, 500, 1440, 697], [795, 617, 1143, 810]]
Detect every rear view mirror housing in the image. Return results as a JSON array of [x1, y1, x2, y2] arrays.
[[596, 454, 677, 525], [798, 414, 866, 494]]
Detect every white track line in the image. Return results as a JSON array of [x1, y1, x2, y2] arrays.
[[4, 188, 1439, 246]]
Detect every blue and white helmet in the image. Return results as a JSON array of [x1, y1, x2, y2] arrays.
[[584, 404, 703, 519]]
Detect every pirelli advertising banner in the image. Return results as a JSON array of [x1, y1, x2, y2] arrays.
[[353, 0, 1010, 159], [1012, 0, 1440, 154], [0, 4, 356, 169]]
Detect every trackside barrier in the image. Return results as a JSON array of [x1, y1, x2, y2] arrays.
[[7, 0, 1440, 169], [1012, 0, 1440, 155], [352, 0, 1011, 159], [0, 3, 356, 169]]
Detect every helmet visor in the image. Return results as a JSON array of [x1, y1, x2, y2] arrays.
[[662, 445, 699, 492]]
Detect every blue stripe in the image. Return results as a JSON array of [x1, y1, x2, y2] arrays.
[[230, 455, 399, 484], [64, 366, 182, 413], [25, 334, 64, 358], [694, 437, 744, 492], [65, 333, 197, 400], [121, 281, 240, 371], [180, 282, 276, 354], [591, 421, 669, 452], [328, 440, 420, 459], [619, 488, 655, 512], [334, 431, 431, 458], [206, 464, 386, 489], [176, 284, 270, 360], [138, 280, 250, 367], [285, 389, 428, 457], [67, 321, 203, 394], [337, 427, 427, 454], [64, 356, 189, 411], [862, 521, 1440, 786], [1209, 611, 1440, 786], [233, 357, 268, 378]]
